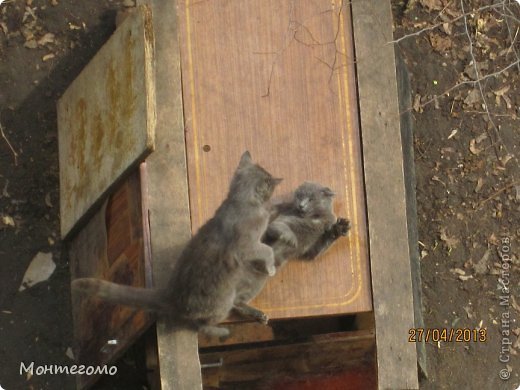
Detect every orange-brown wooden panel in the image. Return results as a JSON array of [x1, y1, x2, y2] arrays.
[[70, 169, 153, 389], [179, 0, 371, 318]]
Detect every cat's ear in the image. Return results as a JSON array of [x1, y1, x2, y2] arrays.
[[272, 177, 283, 186], [238, 151, 252, 168], [322, 187, 335, 197]]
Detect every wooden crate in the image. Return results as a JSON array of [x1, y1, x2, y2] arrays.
[[59, 1, 420, 389]]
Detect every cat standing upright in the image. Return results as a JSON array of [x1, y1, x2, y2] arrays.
[[73, 151, 281, 338]]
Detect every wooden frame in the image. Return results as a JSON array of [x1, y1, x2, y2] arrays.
[[351, 1, 419, 389], [139, 0, 203, 388]]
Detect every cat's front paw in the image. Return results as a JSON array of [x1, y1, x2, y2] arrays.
[[258, 312, 269, 325], [333, 218, 351, 237], [267, 263, 276, 277], [279, 232, 297, 248]]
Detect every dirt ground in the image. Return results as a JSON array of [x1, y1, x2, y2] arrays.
[[0, 0, 519, 389]]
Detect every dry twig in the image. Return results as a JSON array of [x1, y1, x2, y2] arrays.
[[0, 117, 18, 166]]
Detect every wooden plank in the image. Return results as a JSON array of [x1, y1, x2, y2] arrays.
[[70, 170, 153, 389], [58, 5, 155, 239], [137, 0, 202, 389], [200, 330, 376, 388], [351, 1, 419, 389], [178, 0, 371, 319], [396, 49, 428, 378]]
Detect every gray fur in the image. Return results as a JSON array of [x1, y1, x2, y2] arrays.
[[72, 151, 281, 338], [233, 182, 351, 323]]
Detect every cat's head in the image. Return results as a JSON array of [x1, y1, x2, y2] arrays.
[[229, 151, 282, 203], [293, 182, 335, 216]]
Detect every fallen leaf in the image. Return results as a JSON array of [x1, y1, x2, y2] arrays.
[[413, 94, 422, 112], [429, 33, 452, 52], [499, 154, 513, 167], [42, 53, 55, 61], [458, 275, 473, 281], [501, 94, 513, 109], [434, 95, 440, 109], [44, 192, 53, 208], [464, 61, 489, 80], [65, 347, 74, 360], [440, 227, 459, 250], [21, 25, 35, 41], [450, 268, 466, 276], [420, 0, 443, 11], [488, 233, 500, 246], [19, 252, 56, 291], [474, 249, 491, 275], [469, 139, 482, 155], [23, 6, 37, 23], [24, 39, 38, 49], [51, 0, 59, 5], [0, 22, 8, 36], [475, 132, 487, 144], [493, 85, 510, 96], [1, 215, 15, 227], [475, 177, 484, 193], [464, 88, 481, 106], [37, 32, 55, 46], [447, 129, 458, 139]]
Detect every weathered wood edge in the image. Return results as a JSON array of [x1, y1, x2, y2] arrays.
[[350, 1, 419, 389], [395, 48, 428, 379], [137, 1, 202, 389], [58, 7, 155, 240]]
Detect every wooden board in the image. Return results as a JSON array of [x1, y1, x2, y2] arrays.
[[137, 0, 203, 389], [200, 330, 376, 389], [70, 168, 153, 389], [58, 5, 155, 239], [351, 1, 419, 389], [178, 0, 371, 319]]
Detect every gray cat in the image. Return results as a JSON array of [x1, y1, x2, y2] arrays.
[[72, 151, 281, 338], [233, 182, 351, 324]]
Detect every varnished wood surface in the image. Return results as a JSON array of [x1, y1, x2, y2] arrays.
[[178, 0, 371, 319]]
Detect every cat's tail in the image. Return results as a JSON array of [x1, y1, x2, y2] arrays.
[[71, 278, 167, 312]]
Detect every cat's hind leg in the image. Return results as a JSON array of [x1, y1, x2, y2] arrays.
[[233, 302, 269, 325], [200, 325, 230, 341]]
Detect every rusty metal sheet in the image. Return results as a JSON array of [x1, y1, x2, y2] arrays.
[[58, 5, 155, 238], [179, 0, 371, 318]]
